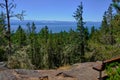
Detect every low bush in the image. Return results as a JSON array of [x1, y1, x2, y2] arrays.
[[105, 62, 120, 80], [7, 47, 34, 69]]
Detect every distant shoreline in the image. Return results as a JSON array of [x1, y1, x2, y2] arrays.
[[10, 20, 101, 33]]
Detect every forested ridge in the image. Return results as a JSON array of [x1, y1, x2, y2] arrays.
[[0, 0, 120, 70]]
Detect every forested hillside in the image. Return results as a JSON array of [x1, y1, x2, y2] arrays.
[[0, 0, 120, 70]]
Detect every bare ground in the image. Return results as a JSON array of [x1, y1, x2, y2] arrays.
[[0, 62, 106, 80]]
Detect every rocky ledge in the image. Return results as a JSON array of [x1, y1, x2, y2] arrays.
[[0, 62, 104, 80]]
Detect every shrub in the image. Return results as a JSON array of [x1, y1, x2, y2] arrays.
[[106, 62, 120, 80], [7, 47, 34, 69]]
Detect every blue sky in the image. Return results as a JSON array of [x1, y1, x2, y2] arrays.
[[13, 0, 112, 21]]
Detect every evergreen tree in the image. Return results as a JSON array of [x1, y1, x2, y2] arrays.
[[12, 25, 26, 47], [90, 26, 96, 38], [26, 22, 31, 34], [100, 11, 109, 44], [29, 22, 37, 66], [0, 12, 6, 45], [112, 0, 120, 14], [111, 14, 120, 38], [39, 26, 49, 43], [0, 12, 7, 61], [69, 29, 77, 43], [47, 31, 55, 68], [31, 22, 36, 33], [101, 11, 108, 33], [84, 27, 89, 42], [107, 4, 116, 45], [0, 0, 24, 54], [73, 2, 88, 62]]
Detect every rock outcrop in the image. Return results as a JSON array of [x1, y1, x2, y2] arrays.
[[0, 62, 102, 80]]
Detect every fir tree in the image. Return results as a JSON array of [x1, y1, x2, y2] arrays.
[[101, 11, 108, 33], [107, 4, 116, 45], [73, 2, 88, 62], [112, 0, 120, 14], [13, 25, 26, 47]]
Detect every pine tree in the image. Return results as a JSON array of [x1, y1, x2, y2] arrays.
[[30, 22, 37, 66], [107, 4, 116, 45], [0, 12, 6, 43], [112, 0, 120, 14], [101, 11, 108, 33], [73, 2, 87, 62], [0, 12, 7, 61], [90, 26, 96, 38], [47, 31, 54, 68], [0, 12, 6, 45], [13, 25, 26, 47], [0, 0, 24, 54], [100, 11, 109, 44], [39, 26, 49, 43]]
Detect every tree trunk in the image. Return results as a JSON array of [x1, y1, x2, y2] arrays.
[[5, 0, 11, 54]]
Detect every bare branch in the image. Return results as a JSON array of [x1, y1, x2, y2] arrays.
[[15, 10, 26, 20], [9, 5, 14, 12], [0, 3, 5, 8], [9, 2, 16, 8]]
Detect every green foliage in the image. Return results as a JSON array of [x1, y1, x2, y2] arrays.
[[0, 12, 7, 45], [0, 1, 120, 71], [12, 25, 27, 47], [0, 47, 7, 61], [106, 62, 120, 80], [7, 47, 34, 69], [112, 0, 120, 14], [73, 2, 89, 62], [0, 13, 7, 61]]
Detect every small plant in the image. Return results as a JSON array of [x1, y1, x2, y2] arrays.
[[106, 62, 120, 80]]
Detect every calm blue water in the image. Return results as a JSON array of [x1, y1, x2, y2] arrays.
[[11, 21, 101, 33], [11, 24, 77, 33]]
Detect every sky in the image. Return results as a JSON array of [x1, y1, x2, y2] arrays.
[[2, 0, 112, 21]]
